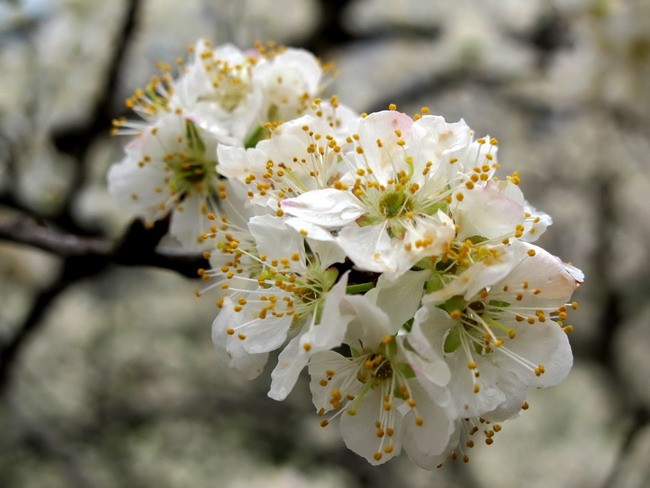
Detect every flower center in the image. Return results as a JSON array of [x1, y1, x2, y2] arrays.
[[166, 120, 217, 194], [379, 190, 412, 218]]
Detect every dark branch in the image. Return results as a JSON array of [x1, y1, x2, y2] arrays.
[[0, 216, 208, 397], [0, 212, 207, 277]]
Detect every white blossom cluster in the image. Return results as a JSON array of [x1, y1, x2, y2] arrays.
[[108, 40, 583, 468]]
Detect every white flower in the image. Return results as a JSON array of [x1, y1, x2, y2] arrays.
[[217, 109, 355, 211], [252, 46, 324, 124], [107, 111, 219, 249], [282, 110, 481, 278], [209, 215, 346, 379], [171, 40, 263, 146], [414, 241, 582, 420], [304, 270, 456, 466]]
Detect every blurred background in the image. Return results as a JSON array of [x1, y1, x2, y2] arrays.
[[0, 0, 649, 486]]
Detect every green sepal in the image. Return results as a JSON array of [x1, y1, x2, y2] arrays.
[[422, 201, 448, 216], [443, 327, 462, 353], [467, 235, 489, 244], [488, 300, 510, 309], [244, 125, 265, 149], [396, 363, 416, 380], [426, 272, 445, 293], [443, 295, 466, 315]]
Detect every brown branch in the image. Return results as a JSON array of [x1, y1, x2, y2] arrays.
[[0, 213, 111, 257], [0, 215, 208, 397]]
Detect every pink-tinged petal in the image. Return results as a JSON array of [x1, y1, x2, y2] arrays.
[[280, 189, 365, 228], [340, 388, 403, 465]]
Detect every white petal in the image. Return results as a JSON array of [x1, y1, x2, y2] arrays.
[[340, 388, 403, 465], [397, 211, 455, 274], [211, 302, 269, 379], [521, 202, 552, 242], [169, 192, 212, 250], [343, 294, 392, 349], [237, 313, 293, 354], [280, 189, 365, 228], [248, 214, 303, 264], [367, 270, 429, 329], [338, 223, 396, 274], [493, 242, 581, 308], [352, 110, 414, 185], [494, 321, 573, 388], [268, 334, 307, 401], [107, 154, 170, 222], [268, 274, 353, 400], [402, 384, 456, 468], [308, 351, 356, 413], [445, 352, 513, 419], [453, 180, 525, 242]]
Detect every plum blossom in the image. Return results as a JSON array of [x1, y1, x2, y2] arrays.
[[208, 214, 347, 379], [280, 110, 484, 279], [107, 39, 585, 470], [109, 39, 344, 249], [308, 277, 456, 466], [107, 111, 219, 249], [415, 241, 581, 421]]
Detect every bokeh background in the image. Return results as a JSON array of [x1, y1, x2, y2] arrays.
[[1, 0, 649, 487]]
